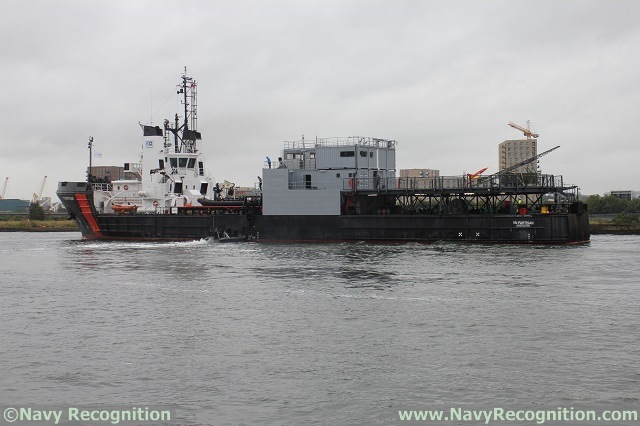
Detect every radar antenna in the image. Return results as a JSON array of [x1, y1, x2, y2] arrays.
[[165, 67, 201, 153]]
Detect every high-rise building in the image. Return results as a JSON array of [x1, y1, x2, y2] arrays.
[[499, 139, 537, 173]]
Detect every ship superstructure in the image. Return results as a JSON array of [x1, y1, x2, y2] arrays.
[[89, 70, 215, 215], [262, 136, 396, 216]]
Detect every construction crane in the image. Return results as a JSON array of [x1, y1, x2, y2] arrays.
[[32, 176, 47, 204], [508, 121, 539, 139], [0, 177, 7, 199], [478, 146, 560, 184]]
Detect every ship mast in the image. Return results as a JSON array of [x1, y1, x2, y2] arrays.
[[165, 67, 201, 153], [88, 136, 94, 182]]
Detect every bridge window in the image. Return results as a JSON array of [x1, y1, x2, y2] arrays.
[[340, 151, 355, 157], [170, 158, 178, 168], [178, 158, 188, 168], [188, 158, 196, 168]]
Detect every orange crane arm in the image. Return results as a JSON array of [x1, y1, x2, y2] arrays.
[[467, 167, 488, 179]]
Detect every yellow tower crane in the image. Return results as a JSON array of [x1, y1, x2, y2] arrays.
[[508, 121, 539, 139]]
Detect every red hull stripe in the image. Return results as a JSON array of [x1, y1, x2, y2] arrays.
[[75, 193, 103, 238]]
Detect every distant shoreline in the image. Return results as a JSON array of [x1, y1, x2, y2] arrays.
[[0, 219, 79, 233], [590, 223, 640, 235], [0, 227, 79, 232]]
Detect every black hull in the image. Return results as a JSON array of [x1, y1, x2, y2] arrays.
[[252, 213, 590, 244], [58, 182, 590, 244]]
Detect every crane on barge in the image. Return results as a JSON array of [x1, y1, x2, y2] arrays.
[[467, 167, 488, 180], [477, 146, 560, 185]]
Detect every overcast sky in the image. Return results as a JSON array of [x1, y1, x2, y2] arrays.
[[1, 0, 638, 200]]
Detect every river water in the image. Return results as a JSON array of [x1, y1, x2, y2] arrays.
[[1, 233, 638, 425]]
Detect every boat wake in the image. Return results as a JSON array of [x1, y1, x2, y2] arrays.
[[72, 239, 209, 250]]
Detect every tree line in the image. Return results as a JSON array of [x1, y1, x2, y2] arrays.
[[582, 195, 640, 214]]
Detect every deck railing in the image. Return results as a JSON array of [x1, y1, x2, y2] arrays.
[[341, 174, 573, 193], [91, 183, 113, 192], [283, 136, 396, 150]]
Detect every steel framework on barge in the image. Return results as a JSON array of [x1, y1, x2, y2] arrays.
[[342, 172, 580, 216]]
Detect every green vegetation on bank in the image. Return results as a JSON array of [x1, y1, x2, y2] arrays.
[[29, 202, 46, 220], [0, 202, 77, 231], [0, 215, 78, 232], [581, 195, 640, 234], [590, 221, 640, 234], [582, 194, 640, 214]]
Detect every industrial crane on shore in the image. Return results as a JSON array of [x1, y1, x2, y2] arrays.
[[32, 176, 47, 204], [508, 121, 539, 139], [0, 177, 7, 199]]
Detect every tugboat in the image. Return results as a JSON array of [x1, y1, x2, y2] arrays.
[[57, 71, 590, 244]]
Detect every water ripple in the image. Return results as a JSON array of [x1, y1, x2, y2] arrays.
[[0, 233, 639, 425]]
